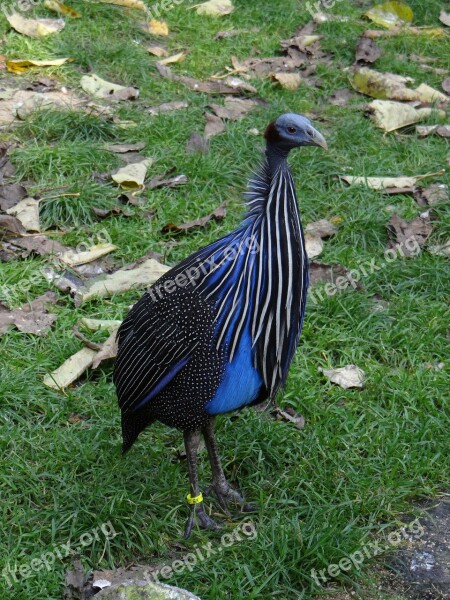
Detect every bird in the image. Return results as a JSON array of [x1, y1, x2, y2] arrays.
[[113, 113, 327, 537]]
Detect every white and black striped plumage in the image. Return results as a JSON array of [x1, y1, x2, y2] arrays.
[[114, 113, 327, 453]]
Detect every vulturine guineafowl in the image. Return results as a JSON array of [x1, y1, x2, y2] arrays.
[[113, 113, 327, 537]]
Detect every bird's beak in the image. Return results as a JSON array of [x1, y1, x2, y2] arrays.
[[310, 128, 328, 150]]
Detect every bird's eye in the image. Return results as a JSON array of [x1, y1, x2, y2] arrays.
[[287, 126, 297, 134]]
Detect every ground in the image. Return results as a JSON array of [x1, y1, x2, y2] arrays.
[[0, 1, 449, 599]]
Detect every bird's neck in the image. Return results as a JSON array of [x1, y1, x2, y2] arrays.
[[265, 145, 289, 175]]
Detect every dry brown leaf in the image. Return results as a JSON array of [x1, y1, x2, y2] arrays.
[[44, 0, 80, 17], [106, 142, 146, 153], [80, 74, 139, 101], [204, 112, 225, 138], [363, 26, 446, 39], [147, 44, 169, 57], [271, 72, 302, 91], [161, 202, 227, 234], [3, 235, 67, 259], [271, 407, 305, 429], [148, 19, 169, 36], [0, 214, 26, 237], [305, 219, 337, 239], [147, 100, 189, 115], [388, 214, 432, 254], [192, 0, 234, 16], [155, 63, 255, 95], [367, 99, 445, 132], [6, 12, 65, 38], [209, 97, 258, 121], [186, 133, 209, 154], [43, 347, 97, 389], [6, 198, 40, 232], [111, 159, 153, 189], [0, 291, 58, 336], [75, 258, 170, 305], [0, 184, 27, 211], [416, 124, 450, 138], [147, 173, 188, 189], [309, 262, 351, 288], [355, 36, 382, 63], [414, 184, 449, 206], [320, 365, 365, 388], [92, 328, 119, 368], [328, 88, 355, 106]]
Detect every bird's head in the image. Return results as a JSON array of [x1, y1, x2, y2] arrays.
[[264, 113, 327, 153]]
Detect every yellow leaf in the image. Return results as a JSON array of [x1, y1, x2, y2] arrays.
[[60, 243, 118, 267], [340, 175, 419, 189], [6, 58, 70, 74], [192, 0, 234, 16], [157, 52, 186, 65], [271, 72, 302, 91], [365, 1, 413, 29], [6, 12, 65, 38], [148, 19, 169, 35], [43, 347, 98, 390], [147, 44, 169, 57], [44, 0, 80, 17], [112, 159, 153, 189], [96, 0, 146, 9], [80, 74, 139, 100], [368, 99, 446, 131]]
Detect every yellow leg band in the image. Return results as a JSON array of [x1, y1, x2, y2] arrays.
[[187, 492, 203, 505]]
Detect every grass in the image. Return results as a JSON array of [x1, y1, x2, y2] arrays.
[[0, 0, 449, 599]]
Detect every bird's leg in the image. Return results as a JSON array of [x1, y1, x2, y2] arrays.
[[183, 429, 221, 538], [202, 417, 256, 514]]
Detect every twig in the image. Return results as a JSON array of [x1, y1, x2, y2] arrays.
[[72, 325, 101, 351]]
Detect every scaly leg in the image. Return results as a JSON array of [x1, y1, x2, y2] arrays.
[[183, 429, 221, 538], [202, 417, 256, 514]]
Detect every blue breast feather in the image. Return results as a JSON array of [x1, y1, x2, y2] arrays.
[[205, 326, 262, 415]]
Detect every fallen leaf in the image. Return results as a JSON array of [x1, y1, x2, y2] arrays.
[[192, 0, 234, 16], [186, 133, 209, 154], [439, 10, 450, 26], [157, 52, 186, 66], [271, 406, 305, 429], [60, 243, 118, 267], [68, 413, 88, 424], [75, 258, 170, 305], [6, 12, 65, 38], [0, 291, 58, 336], [148, 19, 169, 35], [363, 26, 445, 39], [105, 142, 146, 153], [364, 1, 413, 29], [92, 206, 134, 219], [355, 36, 382, 63], [305, 219, 337, 239], [230, 54, 305, 79], [304, 233, 323, 259], [340, 174, 438, 190], [209, 97, 258, 121], [0, 184, 27, 211], [81, 318, 122, 332], [155, 63, 255, 95], [350, 67, 448, 102], [309, 262, 352, 288], [80, 74, 139, 101], [147, 100, 189, 115], [367, 100, 445, 132], [214, 27, 259, 39], [97, 0, 145, 8], [147, 44, 168, 57], [204, 112, 225, 138], [161, 202, 227, 234], [147, 173, 188, 189], [43, 0, 80, 17], [43, 347, 97, 389], [388, 214, 432, 254], [442, 78, 450, 94], [6, 198, 40, 232], [6, 57, 70, 74], [112, 159, 153, 189], [416, 124, 450, 138], [271, 72, 302, 91], [414, 184, 449, 206], [92, 328, 119, 368], [319, 365, 365, 388], [3, 235, 67, 258], [428, 240, 450, 256], [0, 214, 26, 237]]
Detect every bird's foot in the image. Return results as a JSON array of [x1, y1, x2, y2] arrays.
[[184, 502, 222, 539], [209, 480, 257, 515]]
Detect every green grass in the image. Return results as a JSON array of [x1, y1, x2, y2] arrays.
[[0, 0, 449, 599]]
